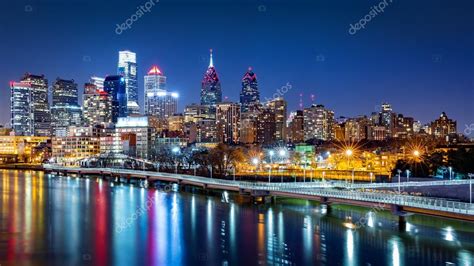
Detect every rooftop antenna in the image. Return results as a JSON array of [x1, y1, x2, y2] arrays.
[[299, 93, 304, 109]]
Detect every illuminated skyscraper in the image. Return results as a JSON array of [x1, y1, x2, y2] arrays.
[[216, 102, 240, 144], [144, 66, 178, 119], [266, 97, 287, 141], [51, 78, 82, 136], [303, 104, 334, 141], [118, 50, 139, 114], [104, 75, 127, 123], [10, 81, 33, 136], [201, 49, 222, 111], [83, 81, 113, 126], [90, 76, 105, 91], [20, 74, 51, 136], [240, 67, 260, 112]]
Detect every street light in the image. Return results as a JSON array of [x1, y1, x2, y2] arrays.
[[406, 169, 410, 182], [397, 169, 402, 193], [279, 149, 287, 159], [345, 149, 353, 157], [172, 147, 180, 174], [413, 150, 420, 157], [369, 172, 373, 183], [266, 164, 271, 183], [448, 166, 453, 180], [345, 149, 353, 184], [252, 158, 259, 180], [269, 150, 275, 164]]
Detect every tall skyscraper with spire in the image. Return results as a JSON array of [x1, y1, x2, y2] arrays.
[[240, 67, 259, 112], [200, 49, 222, 111], [118, 50, 139, 115]]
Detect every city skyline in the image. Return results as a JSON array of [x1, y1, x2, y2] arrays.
[[0, 0, 474, 131], [4, 48, 468, 132]]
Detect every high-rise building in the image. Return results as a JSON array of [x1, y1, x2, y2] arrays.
[[266, 98, 287, 141], [240, 67, 259, 112], [116, 116, 156, 159], [144, 66, 178, 119], [287, 110, 305, 143], [394, 114, 414, 139], [184, 104, 214, 122], [429, 112, 457, 140], [51, 78, 82, 136], [303, 104, 334, 141], [257, 107, 276, 145], [10, 81, 33, 136], [344, 116, 369, 142], [201, 49, 222, 111], [20, 74, 51, 136], [379, 103, 397, 137], [83, 82, 113, 126], [90, 76, 105, 91], [240, 111, 258, 144], [216, 102, 240, 144], [104, 75, 127, 122], [118, 50, 139, 114], [196, 119, 218, 143]]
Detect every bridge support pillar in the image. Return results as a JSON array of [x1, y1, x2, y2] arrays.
[[398, 216, 406, 232]]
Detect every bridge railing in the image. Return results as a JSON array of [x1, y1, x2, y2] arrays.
[[281, 188, 474, 215]]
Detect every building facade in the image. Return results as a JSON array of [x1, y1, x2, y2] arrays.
[[240, 67, 259, 112], [201, 49, 222, 112], [266, 98, 287, 141], [51, 78, 82, 137], [10, 74, 51, 136], [216, 102, 240, 144], [82, 82, 113, 126], [104, 75, 128, 122], [118, 50, 139, 114], [303, 104, 334, 141]]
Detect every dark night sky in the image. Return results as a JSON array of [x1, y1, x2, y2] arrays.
[[0, 0, 473, 132]]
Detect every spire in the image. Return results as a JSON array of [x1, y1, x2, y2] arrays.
[[209, 49, 214, 68]]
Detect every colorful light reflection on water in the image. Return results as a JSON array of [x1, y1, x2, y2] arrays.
[[1, 170, 473, 265]]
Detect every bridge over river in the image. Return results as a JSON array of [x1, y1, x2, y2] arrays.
[[43, 165, 474, 224]]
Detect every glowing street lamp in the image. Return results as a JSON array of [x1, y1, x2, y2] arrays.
[[279, 149, 287, 158], [413, 150, 420, 157], [252, 157, 260, 166], [172, 147, 180, 174], [252, 158, 260, 180], [269, 150, 275, 164], [345, 149, 353, 184], [345, 149, 353, 157]]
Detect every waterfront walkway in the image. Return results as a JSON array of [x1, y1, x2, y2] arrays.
[[43, 165, 474, 222]]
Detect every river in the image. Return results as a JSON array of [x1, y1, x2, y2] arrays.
[[1, 170, 473, 265]]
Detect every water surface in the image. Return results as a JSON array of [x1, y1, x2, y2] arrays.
[[1, 170, 473, 265]]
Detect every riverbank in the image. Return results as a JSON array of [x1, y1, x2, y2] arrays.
[[0, 164, 44, 171]]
